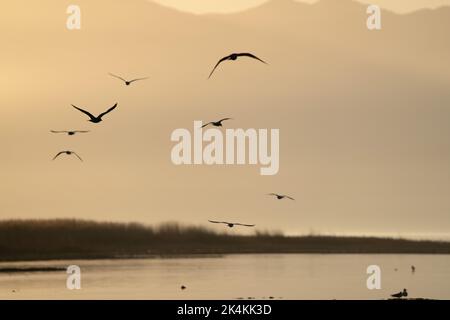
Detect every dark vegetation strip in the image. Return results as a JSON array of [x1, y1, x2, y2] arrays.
[[0, 219, 449, 261]]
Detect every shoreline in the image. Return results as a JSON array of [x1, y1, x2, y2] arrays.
[[1, 251, 450, 264]]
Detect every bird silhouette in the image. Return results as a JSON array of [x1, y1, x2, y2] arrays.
[[50, 130, 89, 136], [391, 289, 408, 299], [208, 220, 255, 228], [411, 265, 416, 273], [52, 151, 83, 162], [71, 103, 117, 123], [201, 118, 232, 128], [268, 193, 295, 200], [208, 53, 267, 79], [109, 73, 149, 86], [181, 285, 186, 290]]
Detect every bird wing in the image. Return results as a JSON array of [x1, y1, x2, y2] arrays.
[[52, 151, 65, 160], [208, 220, 228, 225], [267, 193, 279, 197], [98, 103, 118, 119], [208, 55, 231, 79], [109, 73, 127, 82], [218, 118, 232, 123], [286, 196, 295, 200], [74, 130, 90, 133], [201, 122, 213, 128], [234, 223, 256, 227], [71, 105, 96, 120], [129, 77, 149, 83], [50, 130, 66, 134], [72, 152, 83, 162], [237, 53, 268, 64]]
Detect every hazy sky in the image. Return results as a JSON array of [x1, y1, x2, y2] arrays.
[[2, 0, 450, 240], [152, 0, 450, 14]]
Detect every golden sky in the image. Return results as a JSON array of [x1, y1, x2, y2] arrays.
[[152, 0, 450, 14], [1, 0, 450, 239]]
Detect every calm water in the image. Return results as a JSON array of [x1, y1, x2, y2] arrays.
[[1, 254, 449, 300]]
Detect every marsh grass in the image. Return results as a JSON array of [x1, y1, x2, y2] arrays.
[[0, 219, 449, 261]]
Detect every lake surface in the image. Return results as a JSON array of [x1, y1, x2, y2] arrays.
[[1, 254, 449, 300]]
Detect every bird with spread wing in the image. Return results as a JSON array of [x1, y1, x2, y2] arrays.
[[201, 118, 233, 128], [208, 53, 267, 79], [71, 103, 117, 123], [109, 73, 149, 86], [208, 220, 255, 228], [52, 151, 83, 162], [268, 193, 295, 200], [50, 130, 89, 136]]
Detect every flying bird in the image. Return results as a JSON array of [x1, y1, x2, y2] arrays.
[[52, 151, 83, 162], [411, 265, 416, 273], [208, 53, 267, 79], [109, 73, 149, 86], [71, 103, 117, 123], [201, 118, 232, 128], [268, 193, 295, 200], [50, 130, 89, 136], [208, 220, 255, 228], [391, 289, 408, 299]]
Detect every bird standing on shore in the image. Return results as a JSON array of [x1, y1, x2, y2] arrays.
[[71, 103, 117, 123], [391, 289, 408, 299], [208, 220, 255, 228], [208, 53, 267, 79]]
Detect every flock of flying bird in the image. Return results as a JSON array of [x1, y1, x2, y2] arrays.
[[49, 50, 417, 299], [50, 52, 293, 229]]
